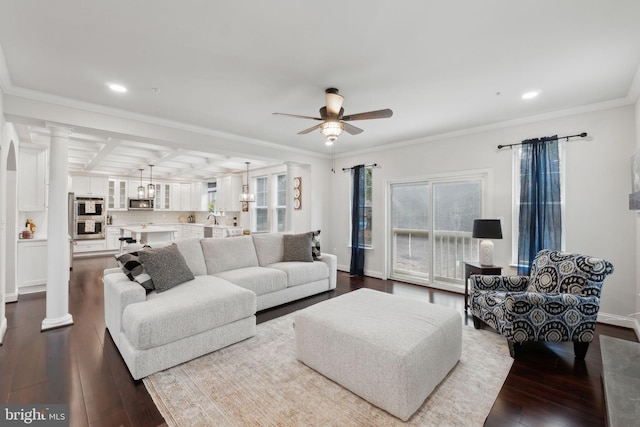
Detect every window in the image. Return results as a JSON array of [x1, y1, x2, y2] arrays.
[[254, 176, 268, 232], [208, 182, 216, 212], [388, 173, 486, 292], [350, 166, 374, 248], [274, 173, 286, 232]]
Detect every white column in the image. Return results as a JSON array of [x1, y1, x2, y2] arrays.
[[42, 124, 73, 331], [285, 162, 294, 232]]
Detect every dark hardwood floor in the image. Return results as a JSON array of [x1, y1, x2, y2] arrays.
[[1, 256, 636, 426]]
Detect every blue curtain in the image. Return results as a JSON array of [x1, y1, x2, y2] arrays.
[[517, 136, 562, 275], [350, 165, 365, 276]]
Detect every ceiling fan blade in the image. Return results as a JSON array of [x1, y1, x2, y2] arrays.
[[343, 122, 364, 135], [298, 123, 322, 135], [273, 112, 322, 121], [342, 108, 393, 121], [325, 88, 344, 116]]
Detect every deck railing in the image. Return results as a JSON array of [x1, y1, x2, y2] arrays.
[[392, 228, 477, 285]]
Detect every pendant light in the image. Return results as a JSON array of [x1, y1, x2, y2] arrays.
[[147, 164, 155, 199], [137, 169, 146, 198], [239, 161, 255, 202]]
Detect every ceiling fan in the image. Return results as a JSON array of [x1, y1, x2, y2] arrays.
[[273, 88, 393, 145]]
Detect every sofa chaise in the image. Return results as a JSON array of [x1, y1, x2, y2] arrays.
[[103, 232, 337, 379]]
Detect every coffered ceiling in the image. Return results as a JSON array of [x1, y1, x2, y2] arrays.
[[1, 1, 640, 180]]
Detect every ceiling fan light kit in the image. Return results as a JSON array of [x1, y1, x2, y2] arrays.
[[273, 88, 393, 144], [320, 120, 343, 143]]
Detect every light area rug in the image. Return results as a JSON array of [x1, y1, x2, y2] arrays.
[[143, 313, 513, 427]]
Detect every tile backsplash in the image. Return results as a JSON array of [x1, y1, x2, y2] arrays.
[[108, 210, 240, 226]]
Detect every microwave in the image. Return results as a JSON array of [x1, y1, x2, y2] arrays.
[[128, 198, 154, 211]]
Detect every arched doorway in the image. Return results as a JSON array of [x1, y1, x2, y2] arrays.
[[1, 140, 18, 344]]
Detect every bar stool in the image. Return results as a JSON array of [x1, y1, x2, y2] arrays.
[[118, 237, 137, 253]]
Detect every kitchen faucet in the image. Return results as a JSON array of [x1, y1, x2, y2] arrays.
[[206, 212, 218, 225]]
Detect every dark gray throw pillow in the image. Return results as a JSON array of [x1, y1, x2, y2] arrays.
[[283, 232, 314, 262], [138, 243, 195, 292]]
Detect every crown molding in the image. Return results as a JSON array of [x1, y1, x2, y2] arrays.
[[336, 97, 634, 159], [0, 42, 13, 94], [627, 63, 640, 104], [4, 85, 330, 160]]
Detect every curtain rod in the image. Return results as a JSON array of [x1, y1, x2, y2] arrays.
[[342, 163, 378, 172], [497, 132, 587, 150]]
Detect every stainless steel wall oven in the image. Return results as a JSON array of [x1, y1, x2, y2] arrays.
[[73, 196, 106, 240]]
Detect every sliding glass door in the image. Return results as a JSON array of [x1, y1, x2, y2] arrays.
[[389, 176, 484, 292]]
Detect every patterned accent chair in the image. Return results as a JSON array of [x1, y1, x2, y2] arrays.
[[470, 250, 614, 359]]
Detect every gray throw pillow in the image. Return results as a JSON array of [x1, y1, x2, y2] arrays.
[[283, 232, 313, 262], [138, 244, 195, 292], [115, 251, 154, 293]]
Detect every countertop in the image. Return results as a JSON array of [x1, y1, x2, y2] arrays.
[[108, 223, 241, 229], [18, 235, 47, 243], [119, 225, 179, 233]]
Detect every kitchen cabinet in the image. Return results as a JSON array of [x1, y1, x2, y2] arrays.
[[182, 224, 205, 239], [71, 174, 108, 197], [179, 183, 191, 211], [108, 179, 128, 210], [18, 147, 47, 211], [17, 239, 48, 291], [106, 226, 132, 250], [216, 174, 242, 212], [170, 183, 181, 211], [73, 239, 107, 254], [154, 183, 173, 210], [190, 181, 208, 211]]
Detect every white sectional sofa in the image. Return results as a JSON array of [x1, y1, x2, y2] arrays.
[[104, 233, 337, 380]]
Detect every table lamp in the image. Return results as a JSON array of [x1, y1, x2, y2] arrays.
[[472, 219, 503, 266]]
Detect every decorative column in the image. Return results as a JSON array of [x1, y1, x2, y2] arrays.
[[42, 124, 73, 331], [285, 162, 294, 232]]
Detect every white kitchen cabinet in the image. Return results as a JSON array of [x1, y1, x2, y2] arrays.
[[73, 239, 107, 254], [183, 224, 205, 239], [180, 183, 191, 211], [170, 183, 181, 211], [216, 174, 242, 212], [108, 179, 128, 210], [190, 181, 208, 211], [71, 174, 108, 197], [106, 226, 132, 250], [18, 147, 47, 211], [154, 183, 172, 210], [17, 239, 48, 291]]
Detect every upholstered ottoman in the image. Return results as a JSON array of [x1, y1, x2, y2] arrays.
[[294, 288, 462, 421]]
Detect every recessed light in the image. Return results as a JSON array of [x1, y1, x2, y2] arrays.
[[107, 83, 127, 93], [521, 91, 540, 100]]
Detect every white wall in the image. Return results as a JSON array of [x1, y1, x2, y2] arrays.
[[635, 96, 640, 330], [0, 85, 6, 342], [328, 105, 636, 320]]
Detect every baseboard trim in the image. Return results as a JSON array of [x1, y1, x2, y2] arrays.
[[337, 265, 383, 279], [0, 317, 6, 345], [5, 292, 18, 303], [41, 314, 74, 332]]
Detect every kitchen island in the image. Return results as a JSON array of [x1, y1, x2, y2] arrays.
[[120, 225, 178, 244]]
